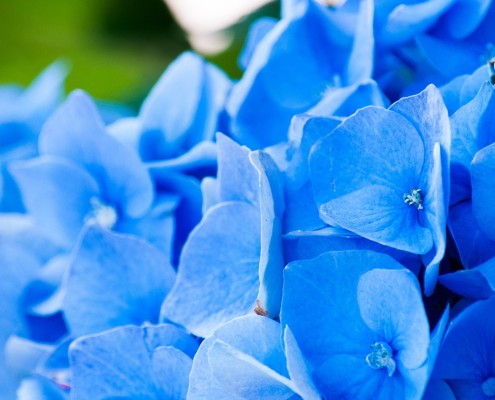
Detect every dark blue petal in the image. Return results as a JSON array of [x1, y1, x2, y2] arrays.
[[440, 257, 495, 299], [448, 201, 495, 268], [472, 143, 495, 240]]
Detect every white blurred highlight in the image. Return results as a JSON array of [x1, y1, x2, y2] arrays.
[[164, 0, 273, 54]]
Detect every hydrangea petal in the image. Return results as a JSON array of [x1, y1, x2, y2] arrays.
[[39, 90, 154, 218], [250, 150, 284, 317], [63, 226, 175, 336], [70, 324, 194, 399], [283, 326, 321, 400], [208, 339, 297, 398], [160, 202, 260, 337], [187, 315, 290, 399], [10, 156, 101, 248], [151, 346, 192, 399], [310, 107, 431, 254], [472, 143, 495, 240]]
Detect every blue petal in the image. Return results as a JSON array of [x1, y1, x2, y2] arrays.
[[423, 379, 456, 400], [284, 326, 321, 400], [227, 0, 357, 148], [63, 226, 175, 336], [439, 0, 492, 38], [39, 90, 154, 218], [239, 17, 278, 71], [188, 315, 291, 399], [433, 297, 495, 384], [70, 324, 194, 399], [307, 80, 389, 118], [250, 150, 285, 317], [357, 269, 429, 370], [10, 156, 100, 248], [448, 201, 495, 268], [0, 242, 42, 399], [14, 60, 68, 134], [151, 346, 192, 399], [208, 339, 297, 398], [216, 133, 259, 206], [378, 0, 455, 45], [440, 257, 495, 299], [472, 143, 495, 240], [161, 202, 260, 337], [139, 51, 231, 159], [310, 106, 432, 254]]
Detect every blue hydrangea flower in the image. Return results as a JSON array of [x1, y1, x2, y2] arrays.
[[281, 250, 447, 399], [227, 0, 374, 149], [161, 134, 285, 337], [69, 324, 198, 399], [309, 85, 450, 294], [10, 90, 176, 255]]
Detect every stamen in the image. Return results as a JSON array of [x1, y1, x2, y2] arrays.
[[366, 342, 396, 377], [403, 188, 423, 210], [85, 197, 118, 229]]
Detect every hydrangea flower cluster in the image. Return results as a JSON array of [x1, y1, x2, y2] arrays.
[[3, 0, 495, 398]]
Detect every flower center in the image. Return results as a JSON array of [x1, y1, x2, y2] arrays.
[[85, 197, 118, 229], [482, 377, 495, 397], [403, 188, 423, 210], [366, 342, 396, 377]]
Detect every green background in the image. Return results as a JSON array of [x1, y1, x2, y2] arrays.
[[0, 0, 279, 109]]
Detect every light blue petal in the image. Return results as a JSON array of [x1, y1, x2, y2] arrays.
[[161, 202, 260, 337], [10, 156, 100, 248], [284, 326, 320, 400], [310, 106, 431, 254], [188, 315, 290, 399], [250, 151, 284, 317], [307, 80, 389, 118], [216, 133, 259, 206], [39, 90, 154, 218], [357, 269, 429, 371], [208, 339, 297, 398], [139, 51, 231, 159], [63, 226, 175, 336], [152, 346, 192, 399]]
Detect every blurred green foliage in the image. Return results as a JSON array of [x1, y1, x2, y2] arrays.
[[0, 0, 279, 108], [0, 0, 188, 108]]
